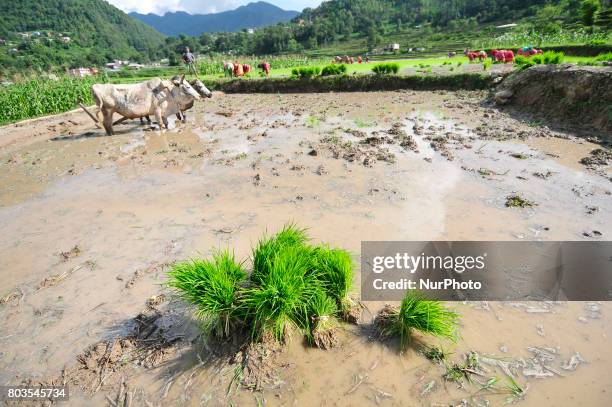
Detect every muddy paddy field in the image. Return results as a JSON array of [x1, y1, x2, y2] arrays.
[[1, 90, 611, 406]]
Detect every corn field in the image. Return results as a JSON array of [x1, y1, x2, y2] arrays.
[[0, 76, 103, 125], [474, 28, 610, 49]]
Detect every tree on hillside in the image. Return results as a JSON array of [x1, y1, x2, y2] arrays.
[[366, 25, 382, 50], [581, 0, 601, 25]]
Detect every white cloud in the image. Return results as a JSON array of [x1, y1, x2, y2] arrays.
[[105, 0, 239, 15], [105, 0, 320, 15]]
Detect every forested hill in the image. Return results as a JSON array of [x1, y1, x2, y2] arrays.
[[295, 0, 599, 45], [300, 0, 555, 29], [130, 2, 300, 36], [0, 0, 165, 70], [173, 0, 608, 55]]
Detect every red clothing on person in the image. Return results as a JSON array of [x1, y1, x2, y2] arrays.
[[234, 63, 244, 77]]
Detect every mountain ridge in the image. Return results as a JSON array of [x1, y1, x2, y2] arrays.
[[130, 1, 300, 36], [0, 0, 165, 70]]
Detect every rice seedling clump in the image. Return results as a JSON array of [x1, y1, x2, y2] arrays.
[[372, 62, 400, 75], [307, 292, 340, 349], [240, 245, 320, 342], [167, 250, 246, 339], [167, 223, 355, 350], [375, 291, 460, 350], [321, 64, 347, 76], [251, 223, 309, 284], [308, 246, 354, 313]]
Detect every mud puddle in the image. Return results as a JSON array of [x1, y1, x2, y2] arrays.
[[0, 92, 610, 406]]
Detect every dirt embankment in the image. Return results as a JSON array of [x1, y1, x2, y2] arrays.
[[210, 72, 505, 93], [494, 65, 612, 140]]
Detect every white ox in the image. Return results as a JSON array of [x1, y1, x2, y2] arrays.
[[139, 78, 213, 124], [174, 77, 212, 122], [92, 76, 200, 135]]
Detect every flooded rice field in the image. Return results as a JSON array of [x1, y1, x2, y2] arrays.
[[0, 91, 610, 406]]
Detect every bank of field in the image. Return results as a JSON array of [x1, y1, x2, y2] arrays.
[[109, 54, 607, 82]]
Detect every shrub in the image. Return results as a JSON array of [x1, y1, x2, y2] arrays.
[[514, 51, 564, 69], [595, 52, 612, 62], [167, 250, 246, 339], [513, 55, 536, 70], [375, 291, 460, 350], [372, 62, 400, 75], [541, 51, 565, 64], [321, 64, 347, 76], [291, 66, 321, 79], [588, 39, 607, 46]]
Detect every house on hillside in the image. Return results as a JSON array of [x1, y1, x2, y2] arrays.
[[60, 36, 71, 43], [69, 67, 99, 77], [384, 43, 400, 52], [247, 28, 255, 34], [17, 33, 30, 39], [105, 60, 130, 70]]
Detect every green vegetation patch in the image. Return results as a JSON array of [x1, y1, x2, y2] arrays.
[[167, 223, 356, 348], [0, 75, 101, 125], [514, 51, 566, 70], [291, 66, 322, 79], [375, 291, 460, 350], [167, 250, 246, 339], [372, 62, 400, 75], [320, 64, 347, 76], [505, 194, 536, 208]]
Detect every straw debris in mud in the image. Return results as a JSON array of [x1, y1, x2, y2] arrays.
[[421, 345, 451, 364], [50, 309, 186, 395], [505, 194, 536, 208]]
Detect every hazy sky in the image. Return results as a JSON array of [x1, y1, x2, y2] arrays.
[[106, 0, 322, 15]]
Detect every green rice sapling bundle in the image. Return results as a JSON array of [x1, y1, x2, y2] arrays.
[[167, 250, 246, 339], [308, 246, 358, 322], [240, 245, 320, 343], [307, 291, 339, 349], [167, 223, 356, 350], [375, 291, 460, 350], [250, 223, 309, 285]]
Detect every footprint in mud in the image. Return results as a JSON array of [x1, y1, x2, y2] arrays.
[[582, 230, 603, 238]]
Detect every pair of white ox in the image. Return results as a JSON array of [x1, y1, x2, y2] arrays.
[[92, 75, 212, 136]]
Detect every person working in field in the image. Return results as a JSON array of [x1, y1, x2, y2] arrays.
[[182, 47, 198, 77]]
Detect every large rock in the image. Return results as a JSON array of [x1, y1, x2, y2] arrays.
[[494, 65, 612, 138]]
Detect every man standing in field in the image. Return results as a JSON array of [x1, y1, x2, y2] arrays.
[[182, 47, 198, 77]]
